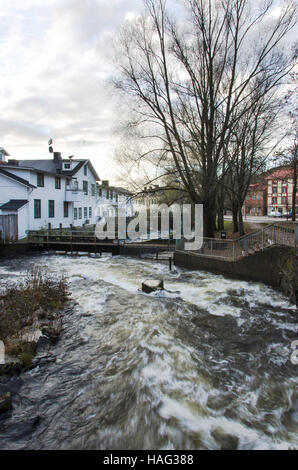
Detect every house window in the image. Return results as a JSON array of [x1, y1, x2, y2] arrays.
[[48, 200, 55, 218], [84, 165, 87, 176], [55, 177, 61, 189], [272, 185, 277, 194], [282, 186, 287, 193], [37, 173, 44, 187], [89, 207, 92, 218], [74, 208, 78, 220], [91, 184, 95, 196], [98, 187, 102, 197], [78, 208, 82, 219], [64, 202, 69, 218], [34, 199, 41, 219], [252, 195, 256, 200], [83, 181, 88, 195], [84, 207, 88, 218], [282, 196, 287, 205], [257, 194, 261, 200], [64, 163, 71, 169], [272, 197, 277, 204]]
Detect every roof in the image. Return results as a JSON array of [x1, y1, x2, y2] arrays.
[[112, 186, 133, 196], [17, 158, 100, 181], [265, 166, 294, 180], [18, 159, 60, 173], [62, 159, 100, 181], [249, 183, 266, 191], [0, 168, 36, 188], [0, 147, 10, 156], [0, 199, 28, 211]]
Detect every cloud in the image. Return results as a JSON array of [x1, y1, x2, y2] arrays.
[[0, 0, 142, 180]]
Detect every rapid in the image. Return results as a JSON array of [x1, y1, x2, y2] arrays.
[[0, 253, 297, 450]]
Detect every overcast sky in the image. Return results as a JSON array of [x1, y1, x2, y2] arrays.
[[0, 0, 144, 182], [0, 0, 296, 184]]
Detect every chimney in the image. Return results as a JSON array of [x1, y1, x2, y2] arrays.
[[53, 152, 62, 161]]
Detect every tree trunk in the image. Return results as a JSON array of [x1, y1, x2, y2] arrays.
[[292, 157, 297, 222], [232, 204, 239, 233], [217, 209, 224, 231], [203, 205, 215, 238], [238, 208, 245, 236]]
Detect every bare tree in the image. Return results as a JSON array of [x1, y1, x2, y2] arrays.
[[113, 0, 297, 237]]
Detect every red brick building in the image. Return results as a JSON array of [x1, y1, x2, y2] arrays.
[[243, 183, 267, 216]]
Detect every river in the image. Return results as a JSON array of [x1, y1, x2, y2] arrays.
[[0, 254, 297, 450]]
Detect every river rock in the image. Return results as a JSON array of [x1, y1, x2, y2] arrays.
[[36, 335, 51, 353], [0, 392, 12, 413], [142, 279, 164, 294], [211, 428, 239, 450]]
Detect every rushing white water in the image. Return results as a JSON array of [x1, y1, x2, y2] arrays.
[[0, 253, 297, 450]]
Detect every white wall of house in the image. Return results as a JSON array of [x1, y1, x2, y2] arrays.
[[0, 173, 29, 204], [27, 172, 73, 230], [18, 204, 30, 238], [72, 162, 99, 226]]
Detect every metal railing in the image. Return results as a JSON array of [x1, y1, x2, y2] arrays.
[[27, 221, 297, 258], [183, 221, 297, 261]]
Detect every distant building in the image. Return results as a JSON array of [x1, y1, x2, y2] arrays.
[[134, 185, 161, 210], [97, 180, 134, 219], [243, 183, 267, 216], [266, 166, 297, 215]]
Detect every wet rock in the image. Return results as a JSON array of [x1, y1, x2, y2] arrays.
[[36, 335, 51, 353], [0, 392, 12, 413], [211, 428, 239, 450], [41, 326, 60, 344], [142, 279, 164, 294], [31, 354, 56, 368], [0, 361, 23, 376], [21, 328, 43, 343]]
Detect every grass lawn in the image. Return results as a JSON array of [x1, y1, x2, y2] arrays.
[[214, 220, 255, 239]]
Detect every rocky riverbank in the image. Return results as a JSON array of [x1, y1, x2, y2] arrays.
[[0, 267, 71, 415]]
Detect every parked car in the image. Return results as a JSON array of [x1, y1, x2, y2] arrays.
[[268, 210, 283, 217]]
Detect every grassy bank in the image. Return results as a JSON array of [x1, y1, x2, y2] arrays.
[[0, 267, 69, 370]]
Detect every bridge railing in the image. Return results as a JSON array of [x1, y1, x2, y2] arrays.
[[27, 229, 119, 244], [181, 221, 297, 260]]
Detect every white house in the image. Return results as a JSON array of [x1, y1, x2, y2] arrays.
[[0, 152, 100, 239], [0, 151, 135, 240]]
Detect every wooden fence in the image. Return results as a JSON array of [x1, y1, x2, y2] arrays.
[[0, 215, 18, 242]]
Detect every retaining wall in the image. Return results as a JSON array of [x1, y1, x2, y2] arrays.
[[174, 246, 297, 305]]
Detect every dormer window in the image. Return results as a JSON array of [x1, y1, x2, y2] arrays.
[[37, 173, 44, 187], [64, 163, 71, 170]]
